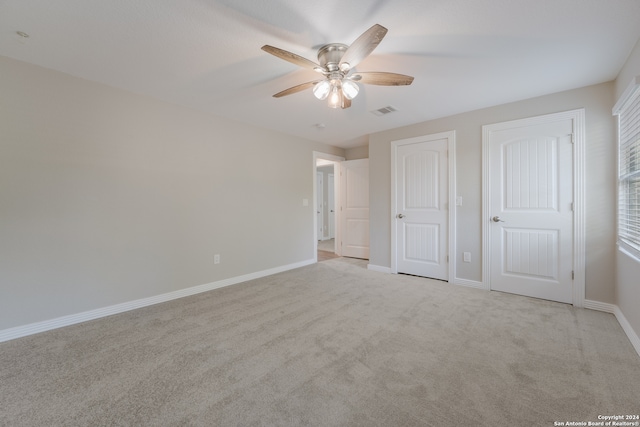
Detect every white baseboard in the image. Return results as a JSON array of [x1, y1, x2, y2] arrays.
[[0, 259, 315, 343], [583, 299, 616, 313], [585, 299, 640, 358], [367, 264, 392, 274], [613, 306, 640, 358], [452, 278, 486, 290]]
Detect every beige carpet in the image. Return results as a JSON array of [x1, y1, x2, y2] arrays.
[[1, 258, 639, 426]]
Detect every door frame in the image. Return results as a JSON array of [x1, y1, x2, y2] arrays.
[[313, 152, 345, 260], [481, 109, 585, 307], [328, 173, 335, 239], [317, 171, 324, 240], [391, 131, 457, 281]]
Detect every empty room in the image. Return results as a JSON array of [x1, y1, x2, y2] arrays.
[[1, 1, 640, 425]]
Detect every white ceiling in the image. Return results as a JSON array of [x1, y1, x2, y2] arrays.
[[2, 0, 640, 149]]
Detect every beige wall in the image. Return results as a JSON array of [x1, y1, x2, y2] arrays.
[[369, 82, 616, 303], [616, 38, 640, 100], [344, 145, 369, 160], [0, 56, 343, 330], [614, 37, 640, 340]]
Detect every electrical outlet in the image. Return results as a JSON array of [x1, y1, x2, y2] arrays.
[[214, 254, 220, 264], [463, 252, 471, 263]]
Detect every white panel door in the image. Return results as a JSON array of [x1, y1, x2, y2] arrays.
[[487, 117, 574, 303], [317, 172, 324, 239], [395, 138, 448, 280], [341, 159, 369, 259], [328, 173, 335, 239]]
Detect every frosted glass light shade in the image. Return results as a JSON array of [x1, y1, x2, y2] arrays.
[[313, 80, 331, 100], [341, 80, 359, 100]]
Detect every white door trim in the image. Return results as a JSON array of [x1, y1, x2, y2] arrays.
[[313, 152, 345, 260], [317, 171, 324, 240], [482, 109, 585, 307], [328, 173, 335, 239], [391, 131, 456, 281]]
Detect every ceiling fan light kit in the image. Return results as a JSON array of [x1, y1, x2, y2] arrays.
[[262, 24, 414, 109], [314, 79, 359, 109]]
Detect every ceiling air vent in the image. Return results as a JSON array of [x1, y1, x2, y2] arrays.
[[371, 105, 398, 116]]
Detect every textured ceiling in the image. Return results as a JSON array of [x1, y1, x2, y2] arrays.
[[2, 0, 640, 148]]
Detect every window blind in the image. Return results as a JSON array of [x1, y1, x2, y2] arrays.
[[615, 76, 640, 256]]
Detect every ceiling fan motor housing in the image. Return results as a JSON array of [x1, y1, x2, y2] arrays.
[[317, 43, 349, 73]]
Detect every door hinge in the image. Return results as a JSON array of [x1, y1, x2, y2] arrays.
[[570, 202, 574, 211], [571, 133, 575, 144], [572, 270, 574, 280]]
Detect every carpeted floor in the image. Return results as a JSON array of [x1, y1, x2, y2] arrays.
[[1, 258, 639, 426]]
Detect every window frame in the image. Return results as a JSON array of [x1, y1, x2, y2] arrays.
[[614, 75, 640, 261]]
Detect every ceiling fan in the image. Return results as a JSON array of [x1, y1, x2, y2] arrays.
[[261, 24, 414, 109]]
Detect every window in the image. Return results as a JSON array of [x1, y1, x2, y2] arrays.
[[614, 75, 640, 258]]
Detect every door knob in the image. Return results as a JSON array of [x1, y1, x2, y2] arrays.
[[491, 216, 505, 222], [397, 214, 405, 219]]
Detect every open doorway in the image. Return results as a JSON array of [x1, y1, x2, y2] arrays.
[[313, 152, 344, 262]]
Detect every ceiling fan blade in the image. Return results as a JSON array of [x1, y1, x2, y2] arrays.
[[352, 72, 414, 86], [339, 24, 388, 71], [262, 45, 323, 71], [273, 80, 321, 98]]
